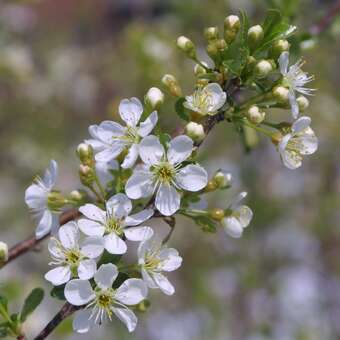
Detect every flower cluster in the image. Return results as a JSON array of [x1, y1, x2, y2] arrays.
[[20, 10, 319, 337]]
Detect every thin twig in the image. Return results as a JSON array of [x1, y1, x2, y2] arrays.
[[34, 303, 80, 340], [310, 0, 340, 35], [162, 216, 176, 244], [3, 209, 80, 268]]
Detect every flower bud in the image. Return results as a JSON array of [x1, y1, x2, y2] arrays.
[[79, 164, 95, 186], [210, 208, 225, 221], [246, 105, 266, 124], [214, 170, 232, 189], [297, 95, 309, 111], [194, 63, 207, 77], [204, 179, 218, 192], [69, 189, 88, 205], [0, 242, 8, 263], [77, 143, 94, 166], [254, 60, 273, 78], [161, 74, 182, 97], [248, 25, 264, 47], [176, 36, 196, 59], [206, 42, 219, 58], [185, 122, 205, 142], [204, 27, 219, 41], [215, 39, 227, 51], [145, 87, 164, 110], [224, 15, 240, 32], [271, 131, 283, 145], [270, 39, 290, 57], [272, 86, 289, 103]]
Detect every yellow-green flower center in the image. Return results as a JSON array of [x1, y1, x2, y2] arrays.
[[144, 254, 161, 271], [105, 217, 124, 235], [64, 249, 83, 266], [153, 162, 176, 184], [118, 126, 140, 145], [95, 288, 115, 319]]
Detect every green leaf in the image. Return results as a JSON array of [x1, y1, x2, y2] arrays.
[[50, 285, 66, 301], [20, 288, 44, 322], [0, 323, 9, 338], [159, 133, 171, 147], [175, 97, 190, 122], [0, 296, 8, 313], [194, 216, 217, 233]]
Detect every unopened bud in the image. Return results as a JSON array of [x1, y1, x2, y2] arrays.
[[224, 15, 240, 32], [79, 164, 95, 186], [254, 60, 273, 78], [272, 86, 289, 103], [177, 36, 196, 59], [69, 190, 88, 205], [77, 143, 94, 166], [297, 95, 309, 111], [185, 122, 205, 142], [271, 131, 283, 145], [206, 42, 219, 58], [145, 87, 164, 110], [210, 208, 225, 221], [161, 74, 182, 97], [216, 39, 227, 51], [0, 242, 8, 263], [270, 39, 290, 58], [247, 105, 266, 124], [194, 63, 207, 77], [248, 25, 264, 47], [204, 27, 219, 41], [205, 179, 218, 192], [214, 170, 232, 189]]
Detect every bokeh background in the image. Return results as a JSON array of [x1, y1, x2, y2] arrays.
[[0, 0, 339, 339]]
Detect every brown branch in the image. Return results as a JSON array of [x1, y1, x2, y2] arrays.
[[34, 303, 80, 340], [310, 0, 340, 35], [3, 209, 80, 268]]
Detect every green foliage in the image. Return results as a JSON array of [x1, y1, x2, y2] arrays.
[[175, 97, 190, 122], [50, 285, 66, 301], [20, 288, 44, 322], [194, 216, 217, 233]]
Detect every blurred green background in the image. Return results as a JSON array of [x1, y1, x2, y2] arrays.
[[0, 0, 339, 339]]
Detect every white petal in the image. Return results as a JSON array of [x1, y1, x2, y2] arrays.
[[94, 263, 118, 289], [125, 170, 154, 199], [79, 204, 106, 223], [176, 164, 207, 192], [104, 233, 127, 254], [106, 193, 132, 218], [125, 226, 154, 241], [25, 184, 47, 209], [292, 116, 311, 133], [138, 111, 158, 137], [94, 144, 124, 162], [300, 133, 318, 155], [230, 191, 247, 209], [155, 184, 181, 216], [48, 238, 64, 259], [73, 310, 93, 334], [138, 135, 164, 165], [112, 307, 137, 333], [159, 248, 183, 272], [35, 210, 54, 239], [167, 135, 193, 165], [95, 159, 119, 187], [141, 268, 158, 289], [281, 149, 302, 169], [78, 218, 105, 237], [43, 160, 58, 189], [58, 221, 79, 249], [115, 278, 148, 305], [45, 266, 71, 286], [81, 236, 104, 258], [205, 83, 226, 112], [124, 209, 154, 226], [121, 144, 139, 169], [99, 120, 125, 137], [64, 279, 95, 306], [236, 205, 253, 228], [119, 97, 143, 127], [279, 51, 289, 75], [289, 91, 299, 119], [78, 259, 97, 280], [152, 273, 175, 295], [222, 216, 244, 238]]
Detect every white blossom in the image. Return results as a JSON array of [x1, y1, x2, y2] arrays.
[[65, 263, 148, 333], [278, 116, 318, 170], [78, 194, 154, 255], [138, 237, 182, 295], [279, 52, 315, 119], [25, 160, 60, 239], [45, 221, 104, 286], [95, 159, 119, 187], [221, 192, 253, 238], [86, 97, 158, 168], [183, 83, 226, 116], [125, 135, 208, 216]]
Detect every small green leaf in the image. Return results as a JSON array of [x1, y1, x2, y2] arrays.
[[50, 285, 66, 301], [0, 296, 8, 312], [159, 133, 171, 147], [20, 288, 44, 322], [195, 216, 217, 233], [175, 97, 190, 122]]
